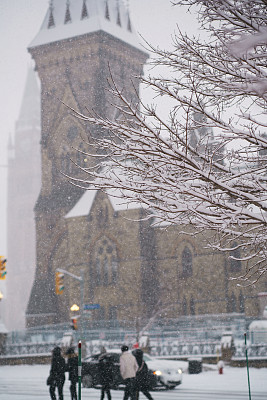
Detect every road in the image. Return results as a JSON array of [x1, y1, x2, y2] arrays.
[[0, 384, 266, 400], [0, 364, 266, 400]]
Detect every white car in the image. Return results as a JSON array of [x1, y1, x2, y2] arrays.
[[143, 353, 184, 389]]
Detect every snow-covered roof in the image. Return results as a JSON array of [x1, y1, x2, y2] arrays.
[[249, 320, 267, 330], [221, 333, 233, 348], [65, 187, 143, 219], [29, 0, 144, 52], [65, 189, 97, 218]]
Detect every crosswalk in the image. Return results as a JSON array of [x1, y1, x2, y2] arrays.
[[2, 385, 263, 400], [0, 365, 266, 400], [81, 388, 266, 400]]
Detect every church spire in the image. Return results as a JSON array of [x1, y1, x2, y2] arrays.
[[105, 0, 110, 20], [125, 0, 132, 32], [48, 0, 55, 29], [30, 0, 145, 52], [64, 0, 72, 24], [127, 13, 132, 32], [116, 0, 121, 27], [81, 0, 88, 20]]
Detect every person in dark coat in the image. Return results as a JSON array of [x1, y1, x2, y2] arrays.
[[66, 347, 78, 400], [132, 349, 154, 400], [48, 346, 66, 400], [99, 353, 114, 400]]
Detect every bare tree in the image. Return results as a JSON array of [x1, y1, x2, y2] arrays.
[[70, 0, 267, 284]]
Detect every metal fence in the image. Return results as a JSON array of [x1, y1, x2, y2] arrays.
[[4, 314, 267, 359], [5, 336, 267, 360]]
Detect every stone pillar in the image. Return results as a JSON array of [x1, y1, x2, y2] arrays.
[[258, 292, 267, 318]]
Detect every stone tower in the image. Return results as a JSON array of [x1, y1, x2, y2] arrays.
[[6, 67, 41, 330], [26, 0, 148, 327]]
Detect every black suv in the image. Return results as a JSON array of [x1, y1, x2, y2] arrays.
[[82, 351, 157, 390]]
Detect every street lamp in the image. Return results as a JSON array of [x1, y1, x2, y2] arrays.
[[70, 304, 80, 312]]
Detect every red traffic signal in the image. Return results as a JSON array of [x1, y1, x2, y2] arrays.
[[71, 317, 78, 330]]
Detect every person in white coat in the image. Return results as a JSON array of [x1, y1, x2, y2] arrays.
[[120, 345, 139, 400]]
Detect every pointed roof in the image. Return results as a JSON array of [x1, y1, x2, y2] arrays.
[[16, 67, 40, 132], [29, 0, 144, 52], [81, 0, 89, 19], [64, 0, 72, 24], [65, 187, 144, 219]]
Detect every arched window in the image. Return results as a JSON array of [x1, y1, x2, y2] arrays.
[[60, 152, 71, 174], [230, 243, 241, 272], [95, 258, 101, 286], [93, 237, 119, 286], [103, 257, 109, 286], [182, 296, 187, 315], [190, 297, 195, 315], [182, 246, 193, 276], [239, 291, 245, 313], [111, 256, 118, 284]]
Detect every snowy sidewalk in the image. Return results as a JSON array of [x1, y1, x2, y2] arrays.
[[0, 364, 266, 399]]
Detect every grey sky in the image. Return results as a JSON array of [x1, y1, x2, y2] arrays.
[[0, 0, 196, 258]]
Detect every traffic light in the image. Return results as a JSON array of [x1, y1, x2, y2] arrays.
[[0, 256, 7, 280], [71, 317, 78, 330], [55, 272, 64, 295]]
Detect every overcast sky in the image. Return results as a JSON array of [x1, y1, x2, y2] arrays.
[[0, 0, 197, 259]]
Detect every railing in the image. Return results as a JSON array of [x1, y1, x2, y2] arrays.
[[4, 341, 58, 356], [149, 340, 221, 358], [233, 343, 267, 359], [3, 336, 267, 360], [3, 314, 267, 359]]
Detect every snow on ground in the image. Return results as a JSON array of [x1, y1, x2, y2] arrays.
[[0, 364, 266, 399], [182, 365, 267, 393]]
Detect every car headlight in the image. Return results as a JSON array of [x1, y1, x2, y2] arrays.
[[153, 370, 162, 376], [178, 369, 182, 374]]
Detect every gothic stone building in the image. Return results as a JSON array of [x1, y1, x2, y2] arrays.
[[26, 0, 267, 329]]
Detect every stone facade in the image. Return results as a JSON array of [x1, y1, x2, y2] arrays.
[[26, 0, 148, 328]]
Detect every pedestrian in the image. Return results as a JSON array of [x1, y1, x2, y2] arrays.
[[120, 345, 139, 400], [66, 347, 78, 400], [132, 349, 154, 400], [99, 352, 113, 400], [47, 346, 66, 400]]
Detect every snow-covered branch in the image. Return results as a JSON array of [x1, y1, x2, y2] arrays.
[[69, 0, 267, 284]]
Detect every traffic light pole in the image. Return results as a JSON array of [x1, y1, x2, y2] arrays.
[[78, 340, 82, 400], [80, 270, 84, 338], [56, 268, 84, 336]]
